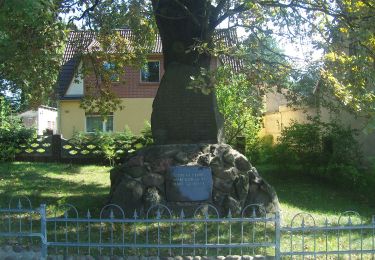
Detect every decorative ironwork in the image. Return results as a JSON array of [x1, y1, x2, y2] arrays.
[[0, 196, 374, 259]]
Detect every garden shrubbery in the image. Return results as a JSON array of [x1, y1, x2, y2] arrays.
[[249, 118, 375, 194], [0, 124, 35, 161], [0, 97, 35, 161], [68, 122, 153, 166]]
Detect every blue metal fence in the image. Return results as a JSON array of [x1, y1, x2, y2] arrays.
[[0, 196, 374, 259]]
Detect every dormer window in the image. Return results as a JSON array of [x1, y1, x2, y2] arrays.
[[141, 61, 160, 83]]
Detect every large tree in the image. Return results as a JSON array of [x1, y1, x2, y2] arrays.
[[1, 0, 375, 138], [0, 0, 65, 109]]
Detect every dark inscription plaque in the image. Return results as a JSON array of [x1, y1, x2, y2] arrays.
[[166, 166, 213, 202]]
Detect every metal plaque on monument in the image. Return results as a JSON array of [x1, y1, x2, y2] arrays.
[[166, 166, 213, 202]]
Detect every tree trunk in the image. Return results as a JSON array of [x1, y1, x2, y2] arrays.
[[151, 0, 223, 144]]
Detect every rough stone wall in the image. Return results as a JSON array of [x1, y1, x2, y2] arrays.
[[109, 144, 279, 216]]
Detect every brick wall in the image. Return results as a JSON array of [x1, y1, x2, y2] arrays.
[[84, 54, 164, 98]]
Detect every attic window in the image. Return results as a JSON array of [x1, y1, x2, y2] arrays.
[[141, 61, 160, 83]]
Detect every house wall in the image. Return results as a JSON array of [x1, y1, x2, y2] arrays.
[[65, 62, 84, 96], [84, 54, 163, 98], [262, 106, 329, 141], [59, 98, 153, 139], [59, 55, 164, 139], [59, 101, 86, 139]]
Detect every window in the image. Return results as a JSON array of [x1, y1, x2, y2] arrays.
[[103, 61, 119, 82], [141, 61, 160, 83], [86, 114, 113, 133]]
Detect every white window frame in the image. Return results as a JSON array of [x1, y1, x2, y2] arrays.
[[140, 60, 160, 83], [85, 114, 114, 133]]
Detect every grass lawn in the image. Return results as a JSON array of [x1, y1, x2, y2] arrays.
[[0, 161, 374, 257], [0, 161, 374, 223], [0, 162, 111, 216], [258, 164, 375, 225]]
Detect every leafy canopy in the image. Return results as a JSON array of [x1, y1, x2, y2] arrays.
[[0, 0, 65, 108], [0, 0, 374, 126]]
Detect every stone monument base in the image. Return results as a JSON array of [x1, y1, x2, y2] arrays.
[[109, 144, 279, 216]]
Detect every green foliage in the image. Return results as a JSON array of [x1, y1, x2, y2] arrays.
[[2, 0, 374, 128], [189, 32, 292, 146], [0, 127, 35, 161], [247, 135, 275, 164], [214, 66, 262, 145], [253, 118, 368, 192], [0, 0, 66, 107], [139, 121, 154, 146], [68, 123, 153, 165], [276, 120, 323, 166], [0, 97, 35, 161], [276, 119, 362, 168], [321, 1, 375, 121]]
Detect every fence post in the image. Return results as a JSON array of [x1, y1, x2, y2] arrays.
[[40, 204, 47, 259], [275, 211, 281, 260], [52, 134, 62, 162]]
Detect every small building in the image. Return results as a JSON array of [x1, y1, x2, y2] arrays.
[[19, 106, 58, 135]]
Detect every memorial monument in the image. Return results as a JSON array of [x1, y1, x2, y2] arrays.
[[109, 143, 279, 216], [108, 1, 279, 216]]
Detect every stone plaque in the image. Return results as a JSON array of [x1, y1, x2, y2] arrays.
[[166, 166, 213, 202]]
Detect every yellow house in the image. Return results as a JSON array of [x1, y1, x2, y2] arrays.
[[57, 30, 164, 139], [57, 29, 240, 139]]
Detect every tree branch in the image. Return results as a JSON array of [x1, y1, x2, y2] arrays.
[[210, 3, 249, 30], [68, 0, 101, 24], [210, 0, 228, 22]]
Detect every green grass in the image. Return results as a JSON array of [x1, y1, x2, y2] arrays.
[[257, 164, 375, 225], [0, 162, 374, 257], [258, 164, 375, 259], [1, 161, 374, 222], [0, 162, 111, 216]]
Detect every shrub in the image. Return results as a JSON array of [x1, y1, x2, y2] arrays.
[[69, 123, 153, 165], [0, 119, 35, 161], [267, 118, 365, 191], [276, 121, 322, 166], [0, 97, 36, 161], [247, 135, 275, 164]]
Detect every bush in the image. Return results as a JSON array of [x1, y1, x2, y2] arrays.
[[265, 118, 366, 191], [69, 123, 153, 166], [247, 135, 275, 164], [270, 119, 362, 168], [0, 97, 37, 160], [276, 121, 322, 166], [0, 119, 35, 161]]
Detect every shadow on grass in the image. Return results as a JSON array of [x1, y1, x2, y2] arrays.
[[0, 162, 110, 216], [258, 164, 375, 219]]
